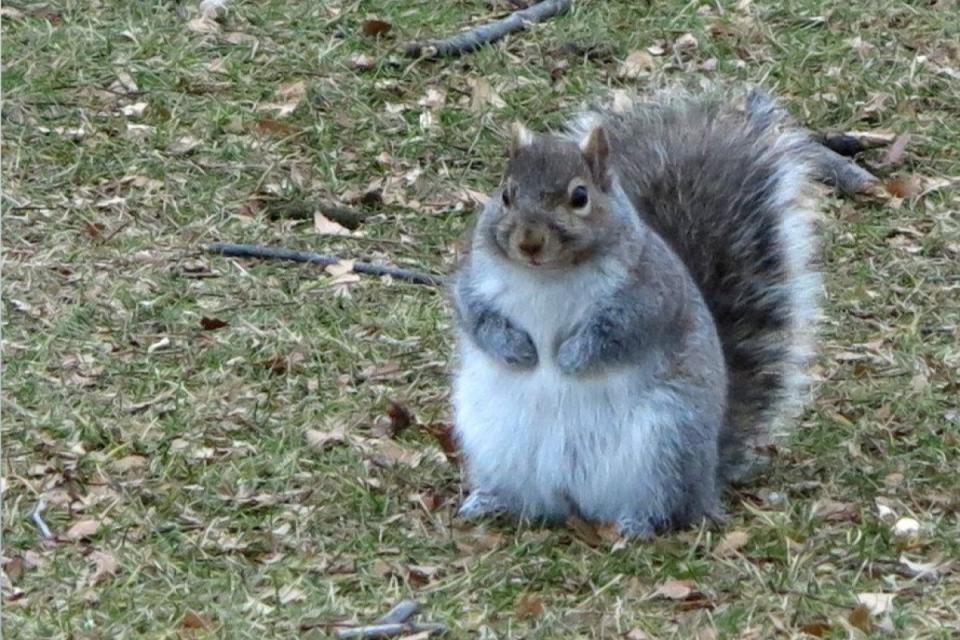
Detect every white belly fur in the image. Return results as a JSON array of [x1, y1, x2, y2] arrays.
[[452, 257, 683, 522]]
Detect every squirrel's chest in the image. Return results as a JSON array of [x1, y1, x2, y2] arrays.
[[484, 269, 605, 357]]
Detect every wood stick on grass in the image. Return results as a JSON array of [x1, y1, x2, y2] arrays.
[[205, 242, 445, 287], [335, 622, 447, 639], [404, 0, 572, 59], [375, 600, 420, 625], [809, 144, 882, 196]]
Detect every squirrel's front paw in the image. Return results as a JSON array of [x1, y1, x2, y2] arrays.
[[556, 334, 591, 375], [498, 328, 538, 369], [457, 491, 507, 520]]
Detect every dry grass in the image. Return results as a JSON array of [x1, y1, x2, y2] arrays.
[[2, 1, 959, 638]]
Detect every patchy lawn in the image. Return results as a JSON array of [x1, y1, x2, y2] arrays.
[[2, 0, 958, 637]]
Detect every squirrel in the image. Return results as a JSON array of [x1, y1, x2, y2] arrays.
[[449, 88, 822, 539]]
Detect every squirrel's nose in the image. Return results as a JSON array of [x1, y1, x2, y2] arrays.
[[519, 239, 543, 257]]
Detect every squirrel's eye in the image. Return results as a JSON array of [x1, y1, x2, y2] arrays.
[[570, 185, 589, 209], [501, 188, 511, 207]]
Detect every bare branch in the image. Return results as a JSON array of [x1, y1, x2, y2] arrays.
[[335, 622, 447, 639], [809, 145, 882, 196], [404, 0, 572, 59], [31, 498, 54, 540], [204, 242, 445, 286], [375, 600, 420, 625]]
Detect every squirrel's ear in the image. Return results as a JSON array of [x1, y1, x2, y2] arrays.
[[579, 126, 610, 187], [509, 121, 534, 156]]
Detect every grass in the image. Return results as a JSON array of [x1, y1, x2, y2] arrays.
[[2, 0, 959, 637]]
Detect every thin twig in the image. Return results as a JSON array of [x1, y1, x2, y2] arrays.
[[809, 143, 881, 196], [31, 497, 54, 540], [335, 622, 447, 639], [404, 0, 572, 59], [375, 600, 420, 625], [204, 242, 445, 286]]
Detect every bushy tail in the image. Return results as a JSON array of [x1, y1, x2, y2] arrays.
[[582, 88, 822, 482]]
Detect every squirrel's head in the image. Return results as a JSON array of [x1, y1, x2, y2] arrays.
[[483, 122, 616, 269]]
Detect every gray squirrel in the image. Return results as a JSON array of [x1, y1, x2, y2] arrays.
[[450, 88, 822, 539]]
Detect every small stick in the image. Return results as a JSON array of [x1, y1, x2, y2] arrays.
[[335, 622, 447, 639], [31, 497, 53, 540], [375, 600, 420, 625], [809, 144, 881, 196], [205, 242, 445, 286], [404, 0, 572, 59]]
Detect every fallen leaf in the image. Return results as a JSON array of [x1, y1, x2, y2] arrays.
[[112, 70, 139, 93], [168, 136, 201, 155], [423, 423, 459, 464], [304, 426, 346, 452], [347, 53, 376, 71], [714, 530, 750, 556], [88, 551, 117, 586], [187, 16, 219, 34], [813, 499, 859, 522], [467, 77, 506, 111], [653, 579, 697, 600], [618, 50, 655, 79], [418, 87, 446, 110], [255, 116, 298, 136], [147, 337, 171, 354], [857, 592, 895, 615], [880, 133, 911, 166], [899, 555, 946, 579], [799, 620, 832, 637], [406, 564, 439, 587], [64, 519, 101, 541], [181, 611, 213, 631], [892, 516, 920, 537], [885, 174, 923, 198], [385, 401, 413, 437], [566, 515, 605, 547], [361, 19, 392, 37], [314, 212, 351, 236], [3, 557, 24, 584], [515, 594, 545, 620], [278, 584, 306, 605], [121, 102, 148, 118], [625, 629, 651, 640], [111, 455, 147, 473], [324, 259, 355, 278], [848, 605, 872, 631], [200, 316, 228, 330], [674, 32, 699, 55]]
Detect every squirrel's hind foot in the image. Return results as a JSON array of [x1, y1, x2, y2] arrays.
[[457, 491, 508, 520]]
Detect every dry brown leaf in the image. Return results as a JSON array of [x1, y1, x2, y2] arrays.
[[374, 400, 414, 438], [64, 519, 101, 541], [714, 529, 750, 556], [798, 620, 832, 637], [423, 423, 460, 464], [187, 16, 219, 34], [255, 116, 298, 136], [857, 592, 895, 616], [88, 551, 117, 586], [278, 584, 306, 605], [618, 50, 655, 79], [813, 499, 859, 522], [406, 564, 439, 587], [4, 557, 24, 584], [848, 605, 872, 632], [181, 611, 214, 631], [361, 19, 392, 37], [566, 515, 604, 547], [652, 578, 697, 600], [200, 316, 228, 330], [304, 426, 347, 452], [515, 594, 545, 620]]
